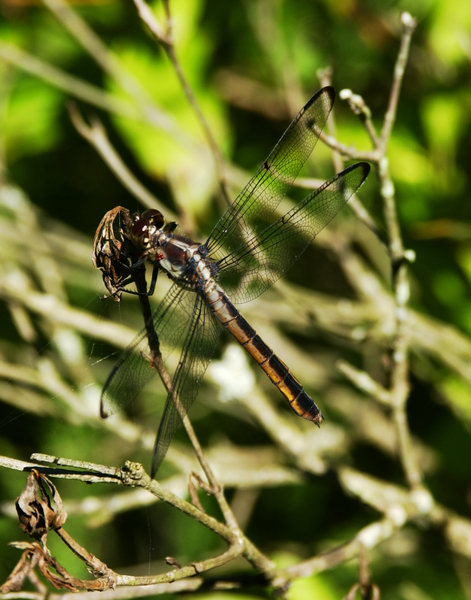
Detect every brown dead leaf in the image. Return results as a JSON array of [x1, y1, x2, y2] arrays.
[[15, 470, 67, 543]]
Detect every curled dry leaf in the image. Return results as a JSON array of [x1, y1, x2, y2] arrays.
[[92, 206, 133, 301], [15, 470, 67, 543], [1, 541, 77, 592], [0, 542, 39, 593]]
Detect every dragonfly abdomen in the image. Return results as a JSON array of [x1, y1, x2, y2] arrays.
[[205, 282, 324, 424]]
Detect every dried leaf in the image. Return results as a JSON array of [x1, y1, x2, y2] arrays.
[[38, 554, 77, 591], [92, 206, 133, 301], [15, 471, 67, 543], [0, 542, 38, 593], [38, 474, 67, 530]]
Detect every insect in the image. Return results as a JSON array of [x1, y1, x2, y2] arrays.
[[93, 87, 370, 476]]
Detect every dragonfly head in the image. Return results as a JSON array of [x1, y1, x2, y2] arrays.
[[130, 209, 165, 249]]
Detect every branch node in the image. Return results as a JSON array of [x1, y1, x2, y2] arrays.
[[339, 89, 371, 120], [401, 12, 418, 34], [121, 461, 145, 485]]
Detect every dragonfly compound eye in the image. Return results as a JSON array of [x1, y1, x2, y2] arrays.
[[142, 209, 165, 230], [130, 213, 147, 239]]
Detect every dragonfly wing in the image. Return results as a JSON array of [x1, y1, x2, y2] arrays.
[[100, 283, 195, 417], [151, 294, 220, 477], [217, 162, 370, 303], [205, 87, 335, 261]]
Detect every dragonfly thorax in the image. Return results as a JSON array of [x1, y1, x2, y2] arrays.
[[155, 235, 216, 292]]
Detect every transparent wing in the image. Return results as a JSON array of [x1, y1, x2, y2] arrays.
[[151, 295, 220, 477], [216, 162, 370, 303], [100, 284, 196, 417], [205, 87, 335, 261]]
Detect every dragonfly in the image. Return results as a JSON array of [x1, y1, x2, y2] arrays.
[[93, 86, 370, 477]]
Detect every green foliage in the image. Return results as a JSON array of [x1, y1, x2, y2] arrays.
[[3, 78, 63, 161]]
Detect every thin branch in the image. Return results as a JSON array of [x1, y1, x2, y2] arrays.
[[317, 13, 420, 489], [285, 466, 434, 580], [376, 14, 419, 489], [156, 358, 246, 533], [317, 68, 386, 244], [319, 130, 379, 162], [132, 0, 232, 206], [0, 41, 139, 121], [0, 273, 134, 348], [40, 0, 206, 159], [40, 0, 161, 123], [67, 103, 175, 218], [3, 455, 237, 540], [2, 455, 275, 580], [246, 0, 304, 113], [231, 382, 327, 475], [317, 67, 343, 173], [336, 360, 391, 406], [285, 518, 393, 579], [339, 88, 380, 150], [379, 12, 418, 154]]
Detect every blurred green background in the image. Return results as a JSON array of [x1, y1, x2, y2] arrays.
[[1, 0, 471, 598]]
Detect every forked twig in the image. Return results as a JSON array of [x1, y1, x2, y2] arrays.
[[1, 455, 275, 585], [317, 68, 387, 244], [325, 12, 421, 489]]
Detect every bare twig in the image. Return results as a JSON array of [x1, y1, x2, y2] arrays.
[[379, 12, 418, 155], [67, 103, 175, 218], [132, 0, 232, 206], [40, 0, 165, 129], [245, 0, 304, 113], [340, 88, 380, 149], [285, 517, 396, 579], [317, 13, 421, 489], [336, 360, 391, 406], [375, 14, 419, 489], [2, 455, 275, 582], [317, 68, 386, 244], [0, 41, 139, 120], [319, 131, 380, 162], [40, 0, 208, 162]]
